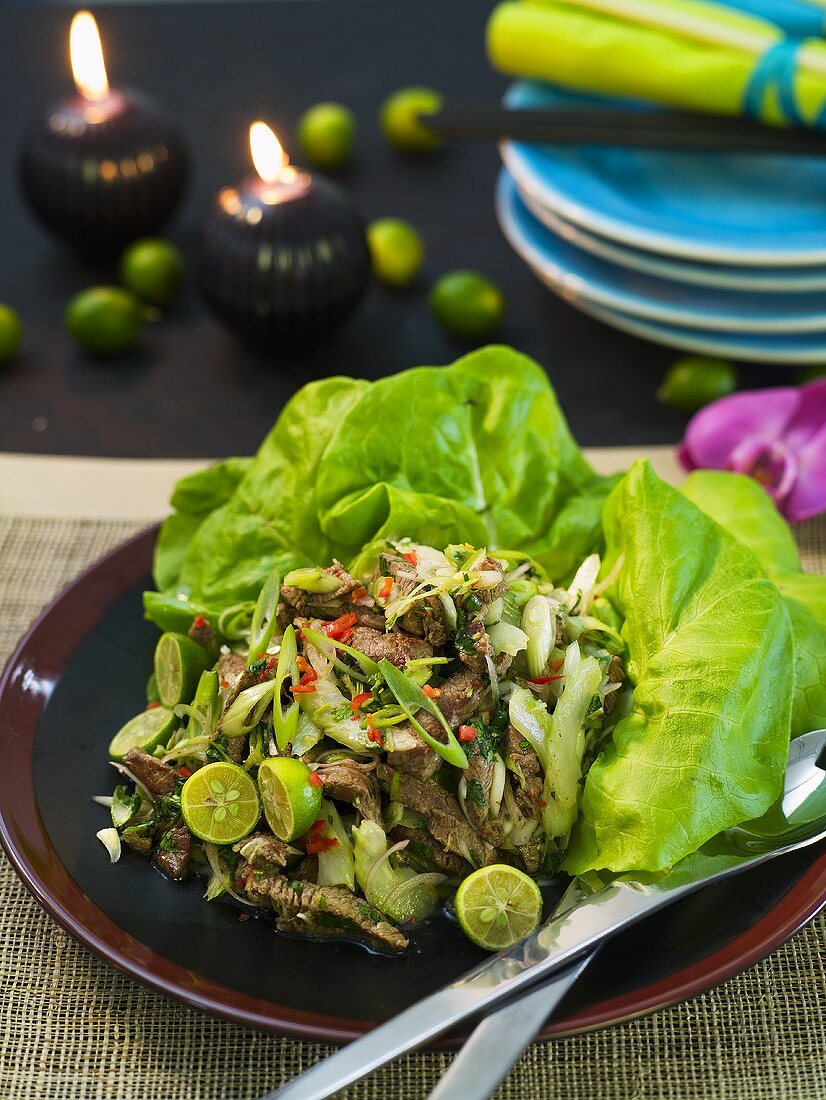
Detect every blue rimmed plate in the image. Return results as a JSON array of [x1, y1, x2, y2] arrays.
[[502, 82, 826, 267], [496, 171, 826, 335], [522, 199, 826, 294]]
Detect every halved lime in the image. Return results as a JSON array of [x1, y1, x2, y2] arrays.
[[154, 632, 211, 707], [180, 762, 260, 845], [454, 865, 543, 951], [257, 757, 322, 842], [108, 706, 176, 761]]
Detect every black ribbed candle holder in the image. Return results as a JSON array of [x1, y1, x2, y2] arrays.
[[18, 87, 188, 258], [196, 171, 370, 349]]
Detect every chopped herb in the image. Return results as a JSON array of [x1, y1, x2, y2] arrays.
[[465, 715, 504, 762], [158, 829, 180, 853], [378, 554, 394, 578], [356, 902, 384, 923], [289, 880, 303, 894], [248, 657, 268, 676], [465, 593, 482, 616], [454, 607, 476, 656], [466, 778, 487, 807]]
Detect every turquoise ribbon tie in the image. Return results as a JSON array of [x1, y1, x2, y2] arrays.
[[742, 38, 807, 126]]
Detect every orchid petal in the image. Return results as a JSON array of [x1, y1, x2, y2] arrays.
[[784, 378, 826, 451], [785, 421, 826, 522], [681, 387, 801, 470], [728, 438, 798, 506]]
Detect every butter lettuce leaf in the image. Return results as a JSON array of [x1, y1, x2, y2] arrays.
[[147, 347, 614, 628], [683, 470, 826, 735], [565, 461, 794, 875]]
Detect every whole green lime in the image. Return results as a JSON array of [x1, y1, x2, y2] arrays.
[[657, 356, 737, 413], [379, 86, 443, 153], [429, 270, 505, 339], [0, 304, 22, 362], [119, 238, 185, 306], [298, 102, 357, 169], [367, 218, 424, 288], [65, 287, 144, 356]]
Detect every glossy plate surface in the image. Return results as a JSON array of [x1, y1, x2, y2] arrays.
[[503, 82, 826, 266], [496, 172, 826, 334], [498, 173, 826, 364], [0, 528, 824, 1043], [522, 200, 826, 294]]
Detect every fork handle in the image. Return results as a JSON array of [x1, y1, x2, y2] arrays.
[[427, 950, 597, 1100]]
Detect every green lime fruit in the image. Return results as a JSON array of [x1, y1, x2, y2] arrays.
[[0, 304, 22, 362], [298, 102, 357, 169], [429, 270, 505, 339], [153, 632, 212, 708], [180, 762, 260, 845], [108, 706, 176, 762], [65, 286, 144, 356], [379, 86, 444, 153], [455, 864, 543, 951], [367, 218, 424, 288], [119, 238, 185, 306], [657, 356, 737, 413], [257, 757, 323, 842]]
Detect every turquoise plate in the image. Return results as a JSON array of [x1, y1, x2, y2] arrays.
[[503, 82, 826, 267], [496, 172, 826, 335]]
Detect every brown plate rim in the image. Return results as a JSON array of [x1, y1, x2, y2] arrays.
[[0, 526, 824, 1045]]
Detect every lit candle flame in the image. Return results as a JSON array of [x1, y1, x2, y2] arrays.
[[70, 11, 109, 103], [249, 121, 288, 184]]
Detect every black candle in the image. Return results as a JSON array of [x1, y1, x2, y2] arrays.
[[18, 11, 188, 258], [197, 121, 370, 349]]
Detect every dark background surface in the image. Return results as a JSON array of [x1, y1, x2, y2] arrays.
[[0, 0, 794, 458]]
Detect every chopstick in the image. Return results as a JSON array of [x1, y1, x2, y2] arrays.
[[419, 106, 826, 154]]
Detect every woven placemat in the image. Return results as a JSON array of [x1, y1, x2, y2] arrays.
[[1, 513, 824, 1100]]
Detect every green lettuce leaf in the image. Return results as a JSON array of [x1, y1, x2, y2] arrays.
[[682, 470, 826, 735], [153, 457, 253, 591], [146, 347, 614, 627], [565, 461, 794, 875]]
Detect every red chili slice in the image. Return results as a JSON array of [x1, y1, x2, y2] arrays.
[[378, 577, 393, 600], [528, 675, 565, 684], [351, 691, 373, 712], [308, 771, 324, 788], [458, 725, 478, 742], [403, 550, 418, 566], [422, 684, 441, 699], [323, 612, 358, 640]]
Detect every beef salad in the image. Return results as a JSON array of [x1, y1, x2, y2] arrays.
[[99, 540, 625, 952], [96, 347, 822, 953]]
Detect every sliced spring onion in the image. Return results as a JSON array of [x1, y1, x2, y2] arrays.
[[283, 566, 341, 593], [488, 620, 529, 657], [216, 602, 254, 641], [316, 799, 355, 891], [274, 624, 299, 751], [220, 679, 279, 739], [302, 626, 380, 678], [490, 754, 507, 818], [565, 554, 601, 614], [96, 827, 121, 864], [248, 567, 281, 664], [203, 842, 253, 906], [92, 795, 113, 808], [522, 595, 554, 679], [290, 711, 323, 756], [377, 659, 468, 769]]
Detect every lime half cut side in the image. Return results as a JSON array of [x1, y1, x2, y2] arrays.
[[180, 762, 260, 845], [108, 706, 176, 761], [154, 632, 211, 707], [454, 864, 543, 951], [257, 757, 322, 842]]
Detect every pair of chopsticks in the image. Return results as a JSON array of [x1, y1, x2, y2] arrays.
[[420, 105, 826, 154]]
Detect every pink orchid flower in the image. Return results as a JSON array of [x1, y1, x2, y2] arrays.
[[679, 378, 826, 523]]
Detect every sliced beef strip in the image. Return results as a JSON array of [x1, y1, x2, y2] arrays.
[[390, 825, 471, 878], [506, 724, 544, 817], [281, 561, 386, 630], [233, 832, 291, 871], [316, 759, 383, 824], [378, 767, 498, 867], [475, 556, 507, 607], [293, 854, 319, 882], [348, 626, 433, 668], [504, 835, 543, 876], [123, 747, 178, 799], [463, 753, 494, 829], [240, 867, 408, 952], [386, 667, 486, 778], [153, 825, 192, 880], [385, 558, 450, 646]]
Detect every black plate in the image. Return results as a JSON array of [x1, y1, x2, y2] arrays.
[[1, 529, 824, 1041]]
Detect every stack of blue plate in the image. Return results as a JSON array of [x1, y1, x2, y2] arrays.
[[496, 82, 826, 363]]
